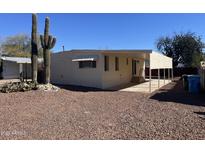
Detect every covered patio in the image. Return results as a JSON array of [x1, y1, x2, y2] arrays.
[[120, 79, 172, 93], [113, 52, 173, 93]]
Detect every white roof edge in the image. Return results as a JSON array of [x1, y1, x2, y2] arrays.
[[54, 49, 153, 54]]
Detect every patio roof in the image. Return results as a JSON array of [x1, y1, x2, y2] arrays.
[[150, 52, 173, 69]]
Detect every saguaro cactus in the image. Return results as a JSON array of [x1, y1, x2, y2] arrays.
[[40, 17, 56, 84], [31, 13, 38, 83]]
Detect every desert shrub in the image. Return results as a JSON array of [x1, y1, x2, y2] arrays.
[[0, 81, 38, 93]]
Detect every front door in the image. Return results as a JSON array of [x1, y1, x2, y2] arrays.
[[132, 59, 137, 76]]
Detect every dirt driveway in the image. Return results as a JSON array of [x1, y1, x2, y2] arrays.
[[0, 78, 205, 139]]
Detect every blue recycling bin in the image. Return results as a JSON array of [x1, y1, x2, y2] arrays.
[[187, 75, 200, 93]]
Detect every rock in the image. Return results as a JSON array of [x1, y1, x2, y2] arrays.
[[37, 83, 59, 91], [0, 82, 59, 93]]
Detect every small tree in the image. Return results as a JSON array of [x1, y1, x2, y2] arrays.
[[1, 34, 31, 57], [0, 34, 43, 58], [156, 32, 205, 67]]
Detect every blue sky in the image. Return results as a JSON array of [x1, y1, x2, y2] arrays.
[[0, 13, 205, 52]]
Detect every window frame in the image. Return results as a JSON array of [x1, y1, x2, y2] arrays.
[[126, 58, 129, 65], [79, 61, 96, 69], [104, 55, 109, 71], [115, 56, 119, 71]]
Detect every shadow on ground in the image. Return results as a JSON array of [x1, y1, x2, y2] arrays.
[[53, 84, 114, 92], [150, 78, 205, 107], [194, 112, 205, 120], [53, 81, 149, 92], [53, 81, 150, 92]]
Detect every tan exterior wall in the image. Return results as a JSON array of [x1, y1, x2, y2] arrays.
[[51, 52, 104, 88], [135, 58, 145, 78], [101, 54, 145, 89], [150, 51, 172, 69], [102, 54, 132, 89]]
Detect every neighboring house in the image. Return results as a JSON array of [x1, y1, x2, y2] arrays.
[[51, 49, 173, 89], [0, 56, 32, 79], [0, 56, 43, 79]]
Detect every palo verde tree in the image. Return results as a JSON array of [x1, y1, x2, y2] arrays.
[[0, 34, 43, 58], [1, 34, 31, 57], [40, 17, 56, 84], [156, 32, 205, 68]]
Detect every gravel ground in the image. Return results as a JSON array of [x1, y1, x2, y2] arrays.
[[0, 78, 205, 139]]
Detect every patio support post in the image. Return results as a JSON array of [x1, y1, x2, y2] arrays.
[[26, 62, 28, 82], [203, 70, 205, 89], [164, 68, 166, 85], [149, 67, 151, 92], [168, 68, 170, 81], [171, 68, 174, 81], [19, 64, 22, 81], [158, 69, 160, 88]]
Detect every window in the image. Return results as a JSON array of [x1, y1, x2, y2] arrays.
[[132, 60, 136, 75], [126, 58, 129, 65], [104, 56, 109, 71], [115, 57, 119, 71], [79, 61, 96, 68]]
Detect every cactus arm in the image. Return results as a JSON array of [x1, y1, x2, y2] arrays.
[[40, 35, 45, 48], [48, 35, 53, 49], [44, 17, 50, 48], [50, 38, 56, 49]]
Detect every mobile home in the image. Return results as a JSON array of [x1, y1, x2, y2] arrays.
[[51, 49, 173, 90]]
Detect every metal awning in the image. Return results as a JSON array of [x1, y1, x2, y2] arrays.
[[72, 55, 99, 62], [1, 56, 31, 64], [1, 56, 43, 64]]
